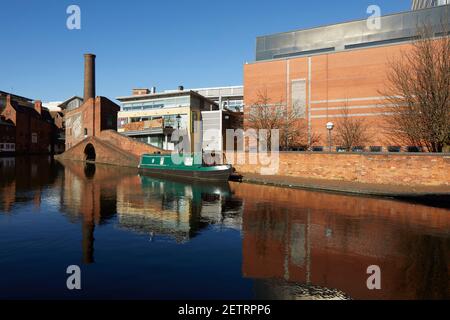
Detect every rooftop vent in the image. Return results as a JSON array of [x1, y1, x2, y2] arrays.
[[132, 88, 150, 96]]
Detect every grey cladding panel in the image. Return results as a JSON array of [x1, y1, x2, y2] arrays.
[[256, 5, 450, 61]]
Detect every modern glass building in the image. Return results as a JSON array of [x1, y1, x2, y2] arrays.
[[116, 89, 219, 150]]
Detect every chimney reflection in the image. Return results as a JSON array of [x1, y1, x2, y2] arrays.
[[82, 220, 95, 264], [59, 161, 123, 264]]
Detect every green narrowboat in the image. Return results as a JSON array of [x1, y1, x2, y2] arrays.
[[139, 154, 233, 182]]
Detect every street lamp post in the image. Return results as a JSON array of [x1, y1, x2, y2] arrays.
[[175, 114, 182, 154], [176, 114, 181, 130], [326, 122, 334, 152]]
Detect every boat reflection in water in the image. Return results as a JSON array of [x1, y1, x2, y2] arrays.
[[58, 160, 243, 263], [117, 174, 241, 243]]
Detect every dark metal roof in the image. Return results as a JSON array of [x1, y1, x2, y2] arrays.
[[0, 90, 33, 102], [7, 101, 54, 124]]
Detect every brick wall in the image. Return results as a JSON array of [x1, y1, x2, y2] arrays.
[[230, 152, 450, 186], [97, 130, 167, 158], [65, 97, 120, 150]]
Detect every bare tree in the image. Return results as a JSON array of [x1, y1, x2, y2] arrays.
[[334, 106, 371, 151], [246, 90, 312, 150], [382, 23, 450, 152]]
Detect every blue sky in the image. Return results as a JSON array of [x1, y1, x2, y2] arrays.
[[0, 0, 410, 102]]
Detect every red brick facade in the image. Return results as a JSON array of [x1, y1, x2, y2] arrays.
[[64, 97, 120, 150], [1, 96, 58, 154], [244, 42, 426, 149], [0, 116, 16, 153]]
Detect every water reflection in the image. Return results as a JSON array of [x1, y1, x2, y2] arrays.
[[0, 157, 448, 300], [117, 174, 241, 242], [234, 183, 449, 300], [58, 160, 243, 262]]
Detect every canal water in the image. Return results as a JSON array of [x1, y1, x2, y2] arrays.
[[0, 157, 448, 300]]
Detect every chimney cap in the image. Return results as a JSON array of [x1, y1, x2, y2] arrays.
[[84, 53, 96, 58]]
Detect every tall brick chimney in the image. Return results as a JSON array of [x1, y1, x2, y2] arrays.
[[34, 100, 42, 114], [83, 53, 96, 102]]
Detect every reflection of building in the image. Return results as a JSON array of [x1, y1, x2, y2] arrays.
[[116, 175, 241, 242], [59, 161, 135, 264], [233, 183, 449, 300], [56, 160, 243, 262], [116, 88, 219, 150], [244, 5, 450, 150], [0, 157, 61, 213]]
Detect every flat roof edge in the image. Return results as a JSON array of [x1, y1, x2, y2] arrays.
[[256, 4, 450, 39]]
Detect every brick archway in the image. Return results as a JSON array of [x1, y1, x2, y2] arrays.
[[84, 143, 96, 162]]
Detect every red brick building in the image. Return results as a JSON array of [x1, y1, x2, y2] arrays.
[[65, 96, 120, 149], [1, 96, 59, 154], [244, 5, 450, 151], [64, 54, 120, 150], [0, 116, 15, 154]]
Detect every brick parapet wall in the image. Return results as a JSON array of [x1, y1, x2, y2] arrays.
[[229, 152, 450, 187], [97, 130, 167, 158]]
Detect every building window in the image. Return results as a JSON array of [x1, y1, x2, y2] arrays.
[[291, 79, 306, 118], [31, 133, 38, 144], [84, 128, 88, 136], [370, 146, 382, 152], [107, 116, 113, 127], [388, 146, 401, 153]]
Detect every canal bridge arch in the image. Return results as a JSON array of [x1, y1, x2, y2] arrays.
[[55, 130, 167, 168], [84, 143, 96, 162]]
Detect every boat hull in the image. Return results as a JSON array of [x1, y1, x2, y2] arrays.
[[139, 165, 233, 182]]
